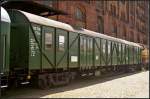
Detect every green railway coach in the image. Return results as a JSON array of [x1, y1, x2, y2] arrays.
[[5, 9, 143, 88]]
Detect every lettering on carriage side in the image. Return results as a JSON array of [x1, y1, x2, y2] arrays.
[[35, 29, 41, 36], [71, 56, 78, 62], [33, 25, 41, 36], [30, 38, 39, 57]]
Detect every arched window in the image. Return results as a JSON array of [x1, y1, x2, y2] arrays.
[[75, 7, 85, 21], [74, 7, 86, 28]]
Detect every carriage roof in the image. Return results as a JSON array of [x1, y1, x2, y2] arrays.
[[1, 7, 11, 23], [18, 10, 142, 48]]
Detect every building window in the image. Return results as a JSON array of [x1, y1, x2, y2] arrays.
[[42, 1, 53, 7], [97, 16, 104, 33], [130, 1, 135, 15], [120, 0, 125, 4], [75, 7, 86, 28], [110, 4, 116, 16], [83, 0, 90, 4], [96, 1, 104, 9], [75, 7, 85, 21]]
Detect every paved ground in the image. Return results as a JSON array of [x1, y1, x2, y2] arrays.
[[3, 71, 149, 98]]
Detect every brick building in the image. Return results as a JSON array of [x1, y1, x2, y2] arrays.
[[35, 0, 149, 46]]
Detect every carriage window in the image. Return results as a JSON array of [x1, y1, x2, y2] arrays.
[[87, 38, 92, 51], [119, 43, 121, 52], [135, 47, 138, 53], [80, 36, 84, 50], [122, 44, 125, 54], [108, 41, 111, 54], [45, 33, 52, 49], [90, 38, 93, 51], [83, 37, 86, 52], [80, 36, 86, 52], [102, 39, 106, 53], [59, 35, 65, 51], [43, 26, 54, 50]]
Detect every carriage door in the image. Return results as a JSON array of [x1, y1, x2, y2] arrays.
[[80, 36, 87, 70], [0, 34, 6, 73], [42, 26, 55, 69], [0, 21, 10, 74], [56, 29, 68, 69]]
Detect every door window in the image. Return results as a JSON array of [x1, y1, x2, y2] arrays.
[[59, 35, 65, 51], [45, 33, 52, 50]]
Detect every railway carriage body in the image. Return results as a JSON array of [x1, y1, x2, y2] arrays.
[[0, 7, 11, 88], [1, 9, 143, 89]]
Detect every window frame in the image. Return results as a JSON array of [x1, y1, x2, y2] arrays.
[[43, 26, 54, 50]]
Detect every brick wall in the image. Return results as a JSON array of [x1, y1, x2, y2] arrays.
[[37, 0, 149, 46]]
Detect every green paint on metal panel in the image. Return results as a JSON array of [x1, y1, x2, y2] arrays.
[[0, 21, 10, 74], [56, 29, 68, 69], [101, 38, 107, 66], [69, 32, 79, 68], [29, 24, 41, 70], [112, 42, 118, 65], [94, 38, 101, 66], [41, 26, 54, 69], [80, 36, 85, 69], [107, 40, 112, 65], [8, 10, 29, 71]]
